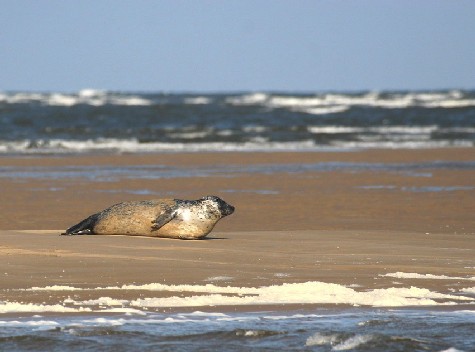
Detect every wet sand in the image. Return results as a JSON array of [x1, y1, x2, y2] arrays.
[[0, 148, 474, 308], [1, 148, 475, 233]]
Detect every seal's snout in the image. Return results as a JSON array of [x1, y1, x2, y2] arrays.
[[218, 199, 234, 217], [223, 203, 235, 216], [202, 195, 235, 217]]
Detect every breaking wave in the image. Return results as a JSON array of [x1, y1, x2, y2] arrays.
[[1, 90, 474, 153]]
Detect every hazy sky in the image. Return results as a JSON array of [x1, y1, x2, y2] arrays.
[[2, 0, 475, 92]]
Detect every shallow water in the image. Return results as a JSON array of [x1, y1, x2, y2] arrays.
[[1, 309, 475, 351], [1, 160, 475, 181]]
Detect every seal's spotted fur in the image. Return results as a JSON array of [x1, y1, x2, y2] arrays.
[[62, 196, 234, 239]]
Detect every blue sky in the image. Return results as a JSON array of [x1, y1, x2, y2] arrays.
[[2, 0, 475, 92]]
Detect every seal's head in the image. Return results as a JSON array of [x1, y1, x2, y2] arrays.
[[200, 195, 235, 218]]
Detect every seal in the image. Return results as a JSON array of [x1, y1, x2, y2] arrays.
[[61, 195, 234, 239]]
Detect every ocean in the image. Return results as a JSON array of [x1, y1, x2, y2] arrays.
[[1, 89, 474, 153], [1, 281, 475, 351], [1, 309, 475, 351]]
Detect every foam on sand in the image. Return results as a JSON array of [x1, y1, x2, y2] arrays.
[[126, 283, 473, 308], [7, 281, 473, 313], [25, 285, 83, 291], [0, 302, 91, 314], [460, 287, 475, 294]]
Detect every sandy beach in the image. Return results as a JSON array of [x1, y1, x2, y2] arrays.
[[1, 229, 474, 310], [1, 148, 474, 310]]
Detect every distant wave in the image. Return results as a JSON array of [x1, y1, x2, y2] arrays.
[[225, 90, 475, 114], [0, 138, 323, 154], [0, 90, 214, 107], [1, 89, 474, 153], [0, 89, 154, 106], [2, 89, 474, 109]]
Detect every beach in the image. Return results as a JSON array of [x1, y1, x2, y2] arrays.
[[1, 148, 474, 307], [1, 148, 475, 350], [1, 229, 474, 310]]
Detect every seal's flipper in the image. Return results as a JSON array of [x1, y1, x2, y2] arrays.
[[61, 214, 99, 235], [151, 210, 176, 231]]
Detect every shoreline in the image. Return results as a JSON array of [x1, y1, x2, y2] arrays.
[[1, 229, 474, 313]]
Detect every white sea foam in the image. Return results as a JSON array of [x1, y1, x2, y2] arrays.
[[0, 90, 154, 106], [226, 93, 269, 105], [125, 283, 472, 308], [242, 125, 268, 133], [0, 319, 56, 326], [4, 137, 471, 154], [223, 91, 475, 112], [12, 279, 475, 313], [306, 332, 340, 346], [25, 285, 82, 291], [184, 96, 212, 105], [0, 302, 91, 314], [382, 272, 475, 281], [309, 125, 439, 135], [441, 127, 475, 133], [74, 297, 129, 306], [168, 131, 212, 139], [333, 140, 473, 149], [422, 99, 475, 108], [20, 281, 475, 309], [306, 332, 375, 350], [109, 96, 154, 106], [0, 138, 323, 154], [460, 287, 475, 294], [78, 88, 104, 97], [117, 282, 261, 294], [204, 276, 234, 282], [325, 92, 414, 109], [216, 129, 234, 136], [268, 96, 327, 108], [370, 125, 439, 134], [0, 319, 60, 329], [332, 334, 374, 351], [297, 106, 349, 115], [0, 92, 44, 104], [308, 126, 363, 134], [2, 90, 474, 111]]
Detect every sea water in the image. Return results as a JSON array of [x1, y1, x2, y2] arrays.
[[1, 279, 475, 351], [1, 309, 475, 351], [1, 89, 474, 153]]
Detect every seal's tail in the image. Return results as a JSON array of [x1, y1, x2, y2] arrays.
[[61, 214, 98, 235]]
